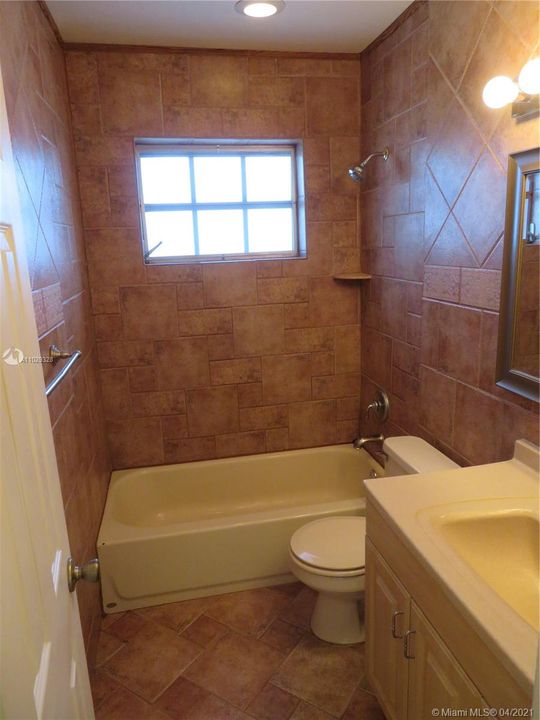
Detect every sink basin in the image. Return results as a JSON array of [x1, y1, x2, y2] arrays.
[[422, 502, 539, 630]]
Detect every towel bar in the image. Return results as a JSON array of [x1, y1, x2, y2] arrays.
[[45, 346, 82, 397]]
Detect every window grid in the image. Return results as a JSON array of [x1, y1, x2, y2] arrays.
[[136, 144, 300, 264], [188, 154, 200, 256], [240, 155, 249, 254]]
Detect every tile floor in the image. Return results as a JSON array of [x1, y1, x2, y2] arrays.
[[91, 583, 385, 720]]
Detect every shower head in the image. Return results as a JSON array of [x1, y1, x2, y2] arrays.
[[348, 147, 390, 182]]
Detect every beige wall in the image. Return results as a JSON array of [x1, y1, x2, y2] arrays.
[[0, 1, 110, 664], [65, 48, 364, 469], [359, 0, 539, 465]]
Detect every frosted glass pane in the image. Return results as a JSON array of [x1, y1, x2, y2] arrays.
[[245, 156, 292, 202], [248, 208, 294, 253], [145, 211, 194, 257], [198, 210, 244, 255], [140, 156, 191, 204], [194, 157, 242, 203]]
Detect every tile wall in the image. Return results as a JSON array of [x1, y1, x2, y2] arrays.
[[65, 49, 364, 468], [0, 1, 110, 662], [359, 0, 539, 465]]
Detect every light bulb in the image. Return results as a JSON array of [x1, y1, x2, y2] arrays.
[[244, 2, 277, 16], [482, 76, 519, 109], [518, 58, 540, 96], [235, 1, 284, 17]]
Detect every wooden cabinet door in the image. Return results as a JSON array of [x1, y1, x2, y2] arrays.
[[407, 602, 487, 719], [366, 539, 410, 720]]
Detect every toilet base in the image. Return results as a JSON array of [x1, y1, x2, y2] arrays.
[[311, 591, 365, 645]]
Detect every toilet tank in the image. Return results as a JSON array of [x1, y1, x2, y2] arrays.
[[383, 436, 459, 476]]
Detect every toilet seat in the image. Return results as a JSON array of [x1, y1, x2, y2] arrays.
[[290, 552, 365, 579], [290, 516, 366, 573]]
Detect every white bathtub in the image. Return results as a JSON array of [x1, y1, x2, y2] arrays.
[[98, 444, 384, 613]]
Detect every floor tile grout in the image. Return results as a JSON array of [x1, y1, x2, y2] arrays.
[[95, 635, 127, 667]]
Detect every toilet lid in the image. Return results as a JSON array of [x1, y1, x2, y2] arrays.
[[290, 516, 366, 571]]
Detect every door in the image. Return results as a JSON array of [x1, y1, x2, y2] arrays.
[[0, 65, 94, 718], [365, 539, 410, 720], [407, 602, 487, 718]]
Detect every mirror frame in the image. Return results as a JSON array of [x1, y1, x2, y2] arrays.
[[496, 146, 540, 403]]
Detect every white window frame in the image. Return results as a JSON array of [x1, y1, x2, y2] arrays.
[[134, 139, 306, 264]]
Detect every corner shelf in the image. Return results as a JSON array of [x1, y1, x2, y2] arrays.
[[333, 273, 372, 281]]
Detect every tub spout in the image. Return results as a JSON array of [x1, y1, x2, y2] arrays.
[[353, 434, 384, 451]]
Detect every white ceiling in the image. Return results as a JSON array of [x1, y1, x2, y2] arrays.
[[46, 0, 413, 53]]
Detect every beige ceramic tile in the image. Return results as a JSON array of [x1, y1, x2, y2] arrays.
[[95, 631, 125, 667], [96, 686, 170, 720], [157, 675, 254, 719], [206, 587, 293, 638], [186, 386, 239, 437], [137, 597, 212, 633], [278, 588, 317, 630], [233, 305, 285, 357], [183, 633, 284, 708], [104, 618, 202, 701], [181, 615, 230, 649], [262, 355, 312, 405], [272, 635, 364, 717], [341, 685, 386, 720], [289, 702, 335, 720], [246, 683, 300, 720], [260, 619, 305, 655], [90, 670, 120, 711]]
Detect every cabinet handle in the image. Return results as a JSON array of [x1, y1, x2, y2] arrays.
[[391, 610, 405, 638], [403, 630, 416, 659]]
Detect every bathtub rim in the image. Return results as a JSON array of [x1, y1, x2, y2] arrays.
[[98, 444, 383, 545]]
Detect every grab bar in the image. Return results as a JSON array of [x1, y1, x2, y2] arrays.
[[45, 345, 82, 397]]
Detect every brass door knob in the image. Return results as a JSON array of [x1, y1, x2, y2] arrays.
[[67, 557, 100, 593]]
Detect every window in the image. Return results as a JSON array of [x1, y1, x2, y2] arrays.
[[135, 141, 305, 263]]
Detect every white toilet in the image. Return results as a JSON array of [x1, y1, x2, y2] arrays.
[[288, 436, 458, 645]]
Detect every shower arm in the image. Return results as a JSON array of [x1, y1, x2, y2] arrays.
[[360, 148, 388, 167], [358, 147, 390, 169]]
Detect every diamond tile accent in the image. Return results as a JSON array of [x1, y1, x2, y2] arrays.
[[429, 0, 490, 89], [359, 0, 538, 466], [426, 213, 477, 267], [453, 149, 506, 264], [424, 168, 450, 255], [427, 98, 484, 208]]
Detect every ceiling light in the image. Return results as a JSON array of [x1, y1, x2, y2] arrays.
[[235, 1, 284, 18], [518, 58, 540, 96], [482, 76, 519, 109]]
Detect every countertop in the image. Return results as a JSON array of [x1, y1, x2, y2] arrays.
[[364, 440, 539, 695]]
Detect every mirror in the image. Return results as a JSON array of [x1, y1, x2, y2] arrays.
[[497, 147, 540, 402]]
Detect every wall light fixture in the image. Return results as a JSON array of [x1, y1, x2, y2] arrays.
[[482, 57, 540, 119], [235, 1, 285, 18]]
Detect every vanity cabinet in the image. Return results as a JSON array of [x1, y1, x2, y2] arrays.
[[365, 540, 409, 720], [407, 602, 487, 718], [366, 538, 487, 720]]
